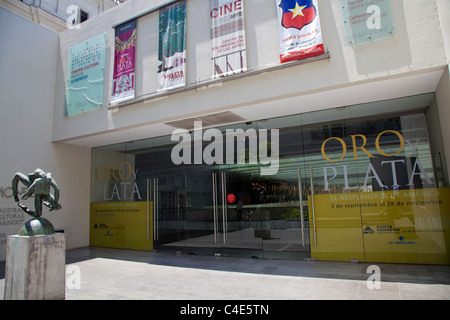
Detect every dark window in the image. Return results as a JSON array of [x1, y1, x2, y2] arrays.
[[80, 10, 89, 23]]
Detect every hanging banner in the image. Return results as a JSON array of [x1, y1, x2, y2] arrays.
[[66, 33, 106, 116], [111, 19, 137, 104], [210, 0, 247, 78], [158, 1, 187, 91], [276, 0, 325, 63]]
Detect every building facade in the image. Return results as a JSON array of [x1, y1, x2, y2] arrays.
[[1, 0, 120, 32], [1, 0, 450, 264]]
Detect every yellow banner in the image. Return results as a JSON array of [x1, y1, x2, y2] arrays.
[[90, 202, 153, 251], [309, 188, 450, 265]]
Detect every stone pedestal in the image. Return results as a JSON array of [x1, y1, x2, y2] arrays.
[[3, 233, 66, 300]]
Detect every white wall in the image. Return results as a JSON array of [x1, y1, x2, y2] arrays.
[[436, 0, 450, 63], [434, 67, 450, 185], [22, 0, 117, 21], [1, 1, 449, 262], [0, 7, 91, 261], [52, 0, 449, 147], [435, 0, 450, 186]]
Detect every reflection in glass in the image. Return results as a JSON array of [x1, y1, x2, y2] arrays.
[[90, 95, 449, 264]]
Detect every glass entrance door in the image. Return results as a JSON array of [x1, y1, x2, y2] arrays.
[[174, 119, 314, 259], [213, 164, 311, 259], [158, 162, 312, 260], [92, 94, 450, 264], [216, 167, 264, 257], [260, 165, 310, 260]]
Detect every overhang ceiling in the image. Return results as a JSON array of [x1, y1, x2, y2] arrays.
[[61, 69, 443, 148]]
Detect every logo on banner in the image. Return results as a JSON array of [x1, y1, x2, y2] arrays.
[[279, 0, 317, 31], [363, 226, 375, 234]]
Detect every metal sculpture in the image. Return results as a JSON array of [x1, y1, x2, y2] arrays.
[[12, 169, 62, 236]]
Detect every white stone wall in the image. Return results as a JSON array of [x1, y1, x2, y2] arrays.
[[53, 0, 450, 146], [0, 7, 91, 261], [1, 0, 449, 261]]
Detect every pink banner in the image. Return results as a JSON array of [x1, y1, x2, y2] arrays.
[[111, 19, 137, 104]]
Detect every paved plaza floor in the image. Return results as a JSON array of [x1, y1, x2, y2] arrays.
[[1, 246, 449, 301]]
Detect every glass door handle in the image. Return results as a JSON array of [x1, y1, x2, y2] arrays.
[[221, 172, 227, 244], [310, 166, 317, 247], [152, 178, 159, 241], [212, 173, 218, 243], [147, 179, 150, 241], [298, 167, 305, 247]]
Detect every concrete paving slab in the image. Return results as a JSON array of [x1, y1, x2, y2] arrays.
[[1, 247, 449, 301]]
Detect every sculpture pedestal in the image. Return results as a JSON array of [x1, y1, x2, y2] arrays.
[[3, 233, 66, 300]]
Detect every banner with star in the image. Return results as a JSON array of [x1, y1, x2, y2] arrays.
[[158, 0, 187, 92], [210, 0, 247, 78], [276, 0, 325, 63], [111, 19, 137, 104]]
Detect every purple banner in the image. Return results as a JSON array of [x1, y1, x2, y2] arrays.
[[111, 19, 137, 104]]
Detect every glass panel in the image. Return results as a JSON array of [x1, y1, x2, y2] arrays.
[[305, 110, 450, 264], [90, 141, 152, 250], [136, 142, 189, 252], [302, 116, 366, 262], [217, 121, 264, 257], [66, 33, 106, 116], [357, 114, 449, 264], [219, 166, 264, 257], [89, 94, 450, 264], [257, 120, 310, 260], [173, 166, 220, 254], [341, 0, 396, 46]]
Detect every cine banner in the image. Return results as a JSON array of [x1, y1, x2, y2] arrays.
[[276, 0, 325, 63], [158, 1, 187, 91], [65, 33, 106, 116], [210, 0, 247, 78], [111, 19, 137, 104]]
